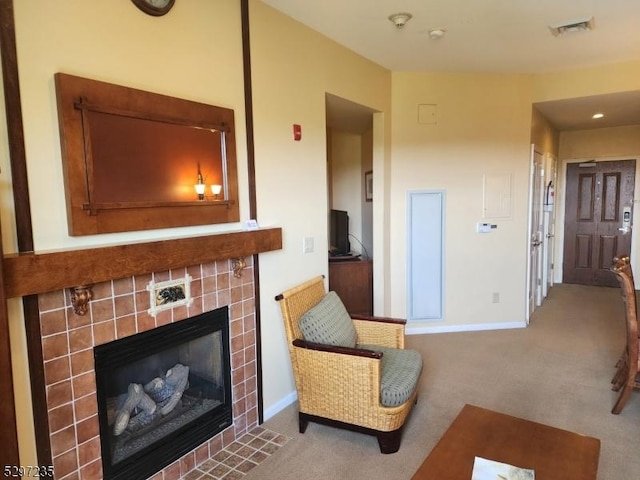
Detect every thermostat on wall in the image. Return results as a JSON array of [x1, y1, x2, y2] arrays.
[[477, 222, 497, 233]]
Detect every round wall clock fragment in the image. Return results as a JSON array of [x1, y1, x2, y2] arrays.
[[131, 0, 175, 16]]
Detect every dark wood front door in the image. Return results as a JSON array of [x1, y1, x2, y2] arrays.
[[563, 160, 635, 287]]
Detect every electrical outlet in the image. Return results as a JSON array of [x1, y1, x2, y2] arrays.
[[492, 292, 500, 303]]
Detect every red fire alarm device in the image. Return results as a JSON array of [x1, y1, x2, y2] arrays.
[[293, 124, 302, 141]]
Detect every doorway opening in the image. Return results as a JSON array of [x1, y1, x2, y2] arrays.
[[526, 147, 558, 322], [325, 93, 376, 315]]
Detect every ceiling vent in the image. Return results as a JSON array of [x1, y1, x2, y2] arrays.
[[549, 16, 595, 36]]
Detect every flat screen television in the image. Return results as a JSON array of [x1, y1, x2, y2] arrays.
[[330, 209, 350, 255]]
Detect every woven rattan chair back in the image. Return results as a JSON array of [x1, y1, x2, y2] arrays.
[[276, 275, 326, 345]]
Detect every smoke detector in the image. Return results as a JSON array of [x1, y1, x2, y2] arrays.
[[428, 28, 446, 40], [388, 12, 412, 29], [549, 16, 595, 36]]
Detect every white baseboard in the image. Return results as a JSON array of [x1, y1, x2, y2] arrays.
[[406, 321, 526, 335], [263, 390, 297, 421]]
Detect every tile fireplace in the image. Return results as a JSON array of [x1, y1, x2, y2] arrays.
[[94, 306, 232, 480], [38, 258, 258, 480]]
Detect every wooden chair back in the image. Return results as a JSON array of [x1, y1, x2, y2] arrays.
[[613, 255, 634, 286], [612, 264, 638, 364], [610, 256, 640, 413]]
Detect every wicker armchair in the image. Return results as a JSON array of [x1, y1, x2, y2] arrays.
[[275, 276, 422, 453]]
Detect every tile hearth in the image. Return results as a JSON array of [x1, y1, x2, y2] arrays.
[[182, 427, 289, 480]]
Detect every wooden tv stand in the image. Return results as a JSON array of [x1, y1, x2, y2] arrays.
[[328, 258, 372, 316]]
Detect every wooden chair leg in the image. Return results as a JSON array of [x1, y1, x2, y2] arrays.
[[612, 363, 627, 391], [376, 429, 402, 454], [612, 384, 634, 414], [299, 412, 310, 433], [615, 351, 624, 369]]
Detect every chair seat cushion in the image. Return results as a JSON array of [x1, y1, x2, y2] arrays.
[[359, 344, 423, 407], [299, 291, 357, 348]]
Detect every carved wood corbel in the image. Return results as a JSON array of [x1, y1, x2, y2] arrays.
[[232, 257, 246, 278], [69, 285, 93, 316]]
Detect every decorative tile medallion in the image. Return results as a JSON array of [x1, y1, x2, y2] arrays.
[[147, 275, 193, 316]]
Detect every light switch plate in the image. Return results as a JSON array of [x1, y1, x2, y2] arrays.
[[303, 236, 314, 253]]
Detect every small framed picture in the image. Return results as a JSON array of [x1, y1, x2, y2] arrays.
[[365, 170, 373, 202]]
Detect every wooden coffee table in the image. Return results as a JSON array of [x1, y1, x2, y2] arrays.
[[412, 404, 600, 480]]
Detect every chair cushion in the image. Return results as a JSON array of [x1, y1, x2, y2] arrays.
[[359, 344, 423, 407], [299, 291, 357, 348]]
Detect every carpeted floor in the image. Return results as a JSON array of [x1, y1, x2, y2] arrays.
[[246, 284, 640, 480]]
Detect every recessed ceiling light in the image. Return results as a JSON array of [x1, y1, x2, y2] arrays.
[[592, 113, 604, 119]]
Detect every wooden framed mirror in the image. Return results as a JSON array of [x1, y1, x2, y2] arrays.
[[55, 73, 239, 235]]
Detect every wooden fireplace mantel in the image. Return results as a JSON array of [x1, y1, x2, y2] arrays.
[[2, 227, 282, 299]]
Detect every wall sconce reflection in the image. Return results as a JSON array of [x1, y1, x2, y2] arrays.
[[194, 172, 206, 200], [211, 184, 222, 199]]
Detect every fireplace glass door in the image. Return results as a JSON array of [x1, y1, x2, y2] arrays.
[[94, 307, 232, 480]]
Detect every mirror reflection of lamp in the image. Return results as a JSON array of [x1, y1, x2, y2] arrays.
[[194, 171, 206, 200], [211, 184, 222, 199]]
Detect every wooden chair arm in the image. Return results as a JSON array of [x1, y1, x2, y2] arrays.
[[350, 314, 407, 325], [292, 338, 383, 359]]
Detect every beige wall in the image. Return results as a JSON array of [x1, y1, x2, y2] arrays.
[[5, 0, 249, 465], [559, 125, 640, 160], [361, 128, 374, 258], [248, 1, 391, 413], [5, 0, 640, 466], [2, 2, 393, 461], [9, 0, 249, 253], [531, 107, 559, 157], [329, 129, 364, 254], [533, 59, 640, 102], [389, 72, 534, 329]]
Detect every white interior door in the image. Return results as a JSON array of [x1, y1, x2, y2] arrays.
[[542, 211, 552, 297], [526, 147, 544, 322], [542, 154, 557, 297]]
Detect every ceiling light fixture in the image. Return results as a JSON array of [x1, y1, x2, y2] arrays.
[[549, 16, 595, 36], [592, 113, 604, 119], [388, 12, 412, 29]]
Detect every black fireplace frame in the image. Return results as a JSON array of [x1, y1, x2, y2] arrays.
[[94, 307, 232, 480]]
